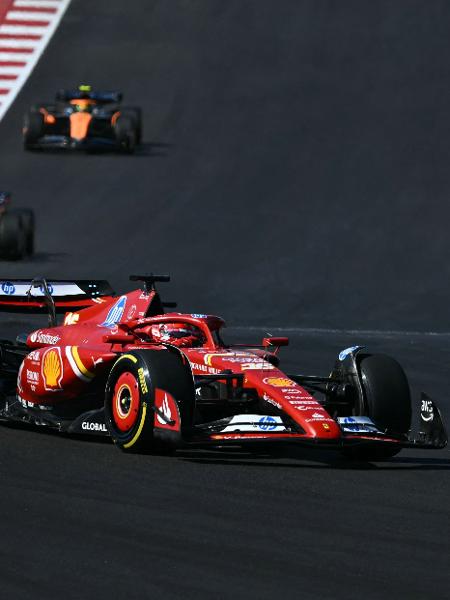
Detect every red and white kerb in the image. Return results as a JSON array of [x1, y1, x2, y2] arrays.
[[0, 0, 71, 122]]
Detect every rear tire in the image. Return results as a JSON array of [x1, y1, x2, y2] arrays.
[[0, 213, 27, 260], [16, 209, 35, 256], [343, 353, 411, 460], [23, 110, 44, 150], [105, 348, 195, 453]]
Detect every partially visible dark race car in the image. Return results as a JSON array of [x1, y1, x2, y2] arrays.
[[0, 275, 446, 461], [22, 85, 142, 153], [0, 192, 34, 260]]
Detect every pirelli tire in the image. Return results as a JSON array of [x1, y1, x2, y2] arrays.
[[344, 353, 412, 461], [16, 209, 35, 256], [114, 115, 138, 153], [104, 348, 195, 453], [23, 110, 44, 150], [121, 107, 142, 145], [129, 107, 143, 146], [0, 212, 27, 260]]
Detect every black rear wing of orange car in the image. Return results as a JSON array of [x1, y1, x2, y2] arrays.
[[0, 278, 115, 319], [56, 89, 122, 104]]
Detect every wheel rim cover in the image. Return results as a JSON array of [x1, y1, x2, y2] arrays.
[[112, 371, 140, 432]]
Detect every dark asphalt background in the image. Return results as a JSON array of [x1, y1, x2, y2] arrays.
[[0, 1, 449, 598]]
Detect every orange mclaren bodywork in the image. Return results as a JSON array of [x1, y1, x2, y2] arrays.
[[68, 99, 96, 140]]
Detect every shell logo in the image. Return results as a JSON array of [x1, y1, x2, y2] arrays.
[[42, 348, 63, 391], [263, 377, 295, 387]]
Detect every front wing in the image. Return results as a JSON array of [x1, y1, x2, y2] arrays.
[[1, 392, 446, 453], [26, 135, 122, 151], [187, 394, 448, 451]]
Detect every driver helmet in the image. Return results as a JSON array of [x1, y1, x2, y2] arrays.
[[151, 323, 205, 348], [70, 99, 95, 112]]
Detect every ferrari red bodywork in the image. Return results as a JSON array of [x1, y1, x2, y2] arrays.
[[0, 276, 446, 457]]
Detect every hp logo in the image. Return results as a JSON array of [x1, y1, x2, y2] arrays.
[[1, 282, 16, 295]]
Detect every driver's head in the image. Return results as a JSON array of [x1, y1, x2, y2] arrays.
[[151, 323, 205, 348], [70, 99, 95, 112]]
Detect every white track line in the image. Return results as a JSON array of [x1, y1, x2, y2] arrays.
[[7, 12, 54, 21], [0, 0, 71, 122], [0, 65, 21, 73], [13, 1, 61, 7], [0, 52, 29, 60], [0, 39, 37, 48], [0, 24, 48, 35]]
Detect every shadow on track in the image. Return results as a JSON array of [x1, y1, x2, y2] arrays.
[[177, 447, 450, 471], [21, 141, 172, 157], [136, 142, 173, 157], [2, 422, 449, 470]]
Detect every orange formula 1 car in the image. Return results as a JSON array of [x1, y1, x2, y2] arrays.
[[22, 85, 142, 153]]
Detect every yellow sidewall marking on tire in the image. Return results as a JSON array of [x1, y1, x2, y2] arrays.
[[115, 353, 138, 364], [123, 402, 147, 449]]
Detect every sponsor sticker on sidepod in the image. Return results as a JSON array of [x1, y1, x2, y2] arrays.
[[263, 377, 295, 387], [29, 331, 60, 345]]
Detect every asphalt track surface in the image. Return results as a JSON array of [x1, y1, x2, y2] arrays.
[[0, 2, 449, 598]]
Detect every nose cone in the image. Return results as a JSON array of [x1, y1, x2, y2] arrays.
[[69, 112, 92, 140]]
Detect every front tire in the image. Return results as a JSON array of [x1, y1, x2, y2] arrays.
[[120, 108, 142, 145], [114, 116, 137, 153], [23, 110, 44, 150], [105, 348, 195, 453], [344, 353, 411, 460], [0, 213, 27, 260]]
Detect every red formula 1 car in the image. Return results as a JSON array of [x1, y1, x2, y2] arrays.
[[0, 275, 447, 460]]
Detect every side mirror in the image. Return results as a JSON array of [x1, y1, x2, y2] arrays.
[[262, 336, 289, 348]]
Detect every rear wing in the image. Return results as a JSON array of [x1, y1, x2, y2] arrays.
[[55, 89, 122, 103], [0, 279, 115, 316]]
